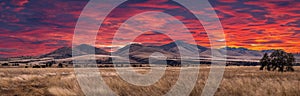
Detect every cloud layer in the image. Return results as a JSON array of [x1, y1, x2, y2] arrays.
[[0, 0, 299, 57]]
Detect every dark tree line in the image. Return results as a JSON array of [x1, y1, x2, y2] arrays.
[[260, 49, 295, 72]]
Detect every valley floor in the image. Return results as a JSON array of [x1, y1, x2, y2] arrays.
[[0, 66, 299, 96]]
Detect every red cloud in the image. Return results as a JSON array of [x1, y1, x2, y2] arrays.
[[1, 0, 300, 57], [11, 0, 29, 6]]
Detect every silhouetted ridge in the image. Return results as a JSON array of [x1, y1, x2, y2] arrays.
[[159, 40, 207, 54], [75, 44, 109, 55], [221, 47, 263, 56], [40, 44, 109, 59], [40, 47, 72, 59]]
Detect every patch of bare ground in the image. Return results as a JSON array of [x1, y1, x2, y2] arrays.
[[0, 66, 299, 96]]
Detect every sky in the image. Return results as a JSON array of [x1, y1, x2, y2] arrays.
[[0, 0, 299, 57]]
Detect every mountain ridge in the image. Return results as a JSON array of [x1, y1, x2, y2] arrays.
[[40, 41, 296, 59], [40, 44, 109, 59]]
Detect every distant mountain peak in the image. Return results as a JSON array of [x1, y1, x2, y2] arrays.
[[40, 47, 72, 59], [75, 44, 94, 48], [162, 40, 190, 47], [74, 44, 95, 50], [222, 46, 250, 51], [56, 47, 72, 51], [115, 43, 144, 54], [158, 40, 207, 54], [129, 43, 144, 47], [123, 43, 144, 49], [169, 40, 190, 45], [75, 44, 109, 55], [220, 46, 264, 57], [174, 40, 186, 43], [40, 44, 109, 59]]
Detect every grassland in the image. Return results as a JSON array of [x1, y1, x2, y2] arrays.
[[0, 66, 299, 96]]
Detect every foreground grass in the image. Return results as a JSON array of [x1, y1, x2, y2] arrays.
[[0, 66, 299, 96]]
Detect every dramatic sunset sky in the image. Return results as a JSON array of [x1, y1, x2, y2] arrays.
[[0, 0, 299, 57]]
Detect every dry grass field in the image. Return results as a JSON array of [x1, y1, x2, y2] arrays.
[[0, 66, 299, 96]]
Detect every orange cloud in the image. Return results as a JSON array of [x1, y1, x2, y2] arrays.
[[0, 0, 300, 57]]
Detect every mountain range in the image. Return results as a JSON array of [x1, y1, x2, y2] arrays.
[[41, 41, 281, 61]]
